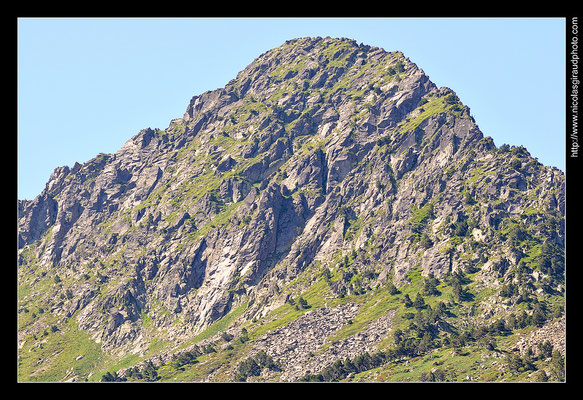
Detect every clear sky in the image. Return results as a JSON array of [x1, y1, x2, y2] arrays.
[[17, 17, 566, 200]]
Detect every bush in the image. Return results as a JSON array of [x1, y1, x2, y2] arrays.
[[419, 233, 433, 249], [235, 351, 279, 381], [420, 368, 448, 382], [403, 294, 413, 308], [500, 283, 518, 298], [413, 294, 426, 310], [444, 93, 460, 105], [386, 282, 399, 295], [506, 353, 523, 374], [238, 328, 249, 343], [101, 371, 126, 382], [463, 191, 476, 205], [170, 348, 200, 370], [510, 158, 522, 170], [452, 220, 468, 237], [295, 296, 309, 310], [422, 273, 440, 296], [538, 341, 553, 359], [221, 331, 234, 342], [254, 350, 277, 369], [142, 361, 159, 382], [300, 351, 386, 382], [236, 358, 261, 381]]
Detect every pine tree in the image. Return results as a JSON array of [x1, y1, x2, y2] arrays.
[[142, 361, 159, 382], [403, 294, 413, 308], [506, 353, 523, 374], [387, 281, 399, 295], [538, 340, 553, 359], [413, 294, 425, 309], [531, 303, 546, 327]]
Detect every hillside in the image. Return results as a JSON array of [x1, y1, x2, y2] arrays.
[[17, 37, 565, 382]]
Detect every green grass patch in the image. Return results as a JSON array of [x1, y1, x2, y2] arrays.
[[184, 301, 249, 346], [398, 93, 467, 134], [18, 322, 104, 382]]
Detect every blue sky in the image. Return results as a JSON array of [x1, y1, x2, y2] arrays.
[[18, 17, 566, 200]]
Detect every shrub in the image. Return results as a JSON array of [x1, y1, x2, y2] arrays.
[[403, 294, 413, 308], [510, 158, 522, 170], [386, 282, 399, 295], [295, 296, 309, 310], [444, 93, 459, 105], [419, 233, 433, 249], [142, 361, 159, 382], [236, 358, 261, 381], [235, 351, 279, 381], [238, 328, 249, 343], [422, 273, 440, 296], [413, 294, 426, 309], [452, 220, 468, 237], [506, 353, 523, 374], [101, 371, 126, 382]]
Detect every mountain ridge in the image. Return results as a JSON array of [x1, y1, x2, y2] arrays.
[[18, 36, 565, 382]]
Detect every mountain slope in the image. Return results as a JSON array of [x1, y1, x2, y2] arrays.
[[17, 37, 565, 382]]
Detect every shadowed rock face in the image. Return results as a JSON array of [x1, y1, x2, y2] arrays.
[[18, 37, 565, 381]]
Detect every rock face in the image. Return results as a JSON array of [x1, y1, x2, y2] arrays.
[[247, 303, 395, 382], [18, 37, 565, 382]]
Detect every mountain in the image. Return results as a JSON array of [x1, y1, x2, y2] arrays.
[[17, 37, 565, 382]]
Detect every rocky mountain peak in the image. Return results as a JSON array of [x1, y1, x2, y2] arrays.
[[18, 37, 565, 382]]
